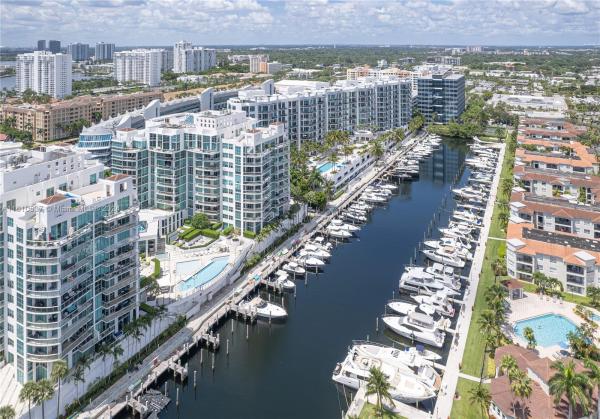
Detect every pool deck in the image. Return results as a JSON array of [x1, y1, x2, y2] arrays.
[[507, 291, 598, 358]]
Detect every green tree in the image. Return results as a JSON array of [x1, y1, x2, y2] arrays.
[[0, 405, 15, 419], [510, 370, 533, 419], [368, 139, 385, 163], [71, 365, 85, 402], [548, 360, 592, 419], [190, 212, 211, 230], [110, 344, 124, 377], [98, 343, 113, 377], [586, 286, 600, 309], [34, 379, 55, 419], [584, 358, 600, 408], [523, 327, 537, 350], [19, 382, 37, 419], [50, 360, 68, 419], [491, 258, 506, 282], [468, 384, 491, 417], [499, 355, 520, 381], [365, 366, 394, 418]]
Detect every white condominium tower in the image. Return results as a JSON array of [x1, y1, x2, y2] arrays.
[[111, 110, 289, 233], [114, 49, 162, 86], [16, 51, 72, 99], [95, 42, 115, 61], [0, 145, 139, 383], [173, 40, 217, 74], [227, 77, 412, 147]]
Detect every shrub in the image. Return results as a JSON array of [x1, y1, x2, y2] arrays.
[[152, 258, 160, 278], [199, 229, 219, 239], [222, 225, 234, 236], [182, 228, 202, 241], [243, 230, 257, 239], [210, 221, 223, 230], [190, 212, 211, 229]]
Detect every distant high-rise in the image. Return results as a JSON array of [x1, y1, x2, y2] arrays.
[[37, 40, 46, 51], [67, 43, 90, 61], [114, 49, 162, 86], [48, 40, 61, 53], [172, 40, 217, 73], [416, 71, 465, 123], [95, 42, 115, 61], [249, 54, 268, 73], [160, 49, 173, 72], [16, 51, 72, 99]]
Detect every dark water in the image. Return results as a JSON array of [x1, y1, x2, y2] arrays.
[[148, 141, 469, 419]]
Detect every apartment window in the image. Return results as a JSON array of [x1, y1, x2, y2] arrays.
[[7, 217, 13, 227], [16, 228, 23, 243]]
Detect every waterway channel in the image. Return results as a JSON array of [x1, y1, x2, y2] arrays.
[[142, 140, 470, 419]]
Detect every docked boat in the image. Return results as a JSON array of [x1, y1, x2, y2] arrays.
[[412, 292, 455, 317], [362, 193, 387, 204], [274, 270, 296, 291], [387, 300, 439, 318], [403, 266, 461, 291], [282, 261, 306, 276], [328, 228, 353, 239], [332, 349, 436, 403], [382, 313, 447, 348], [298, 256, 325, 268], [422, 248, 467, 268], [300, 244, 331, 259], [329, 219, 360, 233], [238, 298, 287, 320]]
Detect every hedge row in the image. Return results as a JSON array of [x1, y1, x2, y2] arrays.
[[199, 229, 219, 239], [222, 225, 234, 236]]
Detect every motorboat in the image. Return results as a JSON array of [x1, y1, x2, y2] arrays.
[[399, 271, 459, 296], [312, 236, 333, 249], [362, 193, 387, 204], [298, 256, 325, 268], [328, 228, 353, 239], [274, 270, 296, 291], [282, 261, 306, 276], [412, 292, 455, 317], [387, 300, 439, 318], [350, 342, 441, 389], [376, 183, 398, 192], [382, 313, 447, 348], [423, 239, 472, 261], [300, 243, 331, 259], [422, 248, 467, 268], [331, 349, 437, 403], [344, 211, 367, 223], [238, 298, 287, 320], [425, 263, 458, 284], [329, 219, 360, 233], [425, 236, 472, 251], [452, 210, 482, 226], [403, 266, 461, 291]]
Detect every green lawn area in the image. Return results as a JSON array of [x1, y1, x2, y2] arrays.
[[460, 140, 514, 378], [519, 280, 594, 307], [450, 379, 488, 419], [358, 403, 406, 419]]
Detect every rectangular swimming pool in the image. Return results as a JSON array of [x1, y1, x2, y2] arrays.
[[514, 313, 577, 348], [318, 162, 337, 174]]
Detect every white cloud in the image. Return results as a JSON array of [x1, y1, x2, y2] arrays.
[[1, 0, 598, 46]]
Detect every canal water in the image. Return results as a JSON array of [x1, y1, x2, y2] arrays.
[[149, 140, 469, 419]]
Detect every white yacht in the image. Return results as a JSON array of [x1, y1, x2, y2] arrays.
[[312, 236, 333, 250], [412, 292, 455, 317], [422, 248, 466, 268], [403, 266, 461, 291], [399, 271, 460, 296], [332, 349, 436, 403], [425, 263, 458, 284], [329, 219, 360, 232], [452, 210, 482, 226], [350, 342, 441, 389], [387, 300, 439, 318], [423, 238, 472, 260], [344, 212, 367, 223], [298, 256, 325, 268], [300, 244, 331, 259], [274, 270, 296, 291], [362, 193, 387, 204], [382, 313, 447, 347], [282, 261, 306, 276], [328, 228, 353, 239], [238, 298, 287, 320]]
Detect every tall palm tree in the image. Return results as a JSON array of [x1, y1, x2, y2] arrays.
[[510, 370, 533, 418], [0, 405, 15, 419], [523, 327, 537, 350], [50, 360, 68, 419], [583, 358, 600, 408], [19, 382, 37, 419], [35, 379, 55, 419], [71, 365, 85, 402], [478, 309, 500, 338], [368, 139, 385, 163], [110, 344, 124, 378], [365, 366, 393, 417], [468, 384, 491, 417], [98, 343, 113, 377], [499, 355, 519, 381], [548, 360, 592, 419], [131, 323, 144, 355], [491, 258, 506, 282]]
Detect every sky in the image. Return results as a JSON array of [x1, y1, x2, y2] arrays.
[[1, 0, 599, 47]]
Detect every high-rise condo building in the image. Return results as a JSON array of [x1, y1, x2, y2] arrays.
[[37, 40, 46, 51], [67, 43, 90, 61], [48, 40, 61, 54], [16, 51, 72, 99], [227, 77, 412, 147], [173, 41, 217, 74], [114, 49, 162, 87], [161, 49, 173, 72], [249, 55, 268, 73], [111, 110, 289, 233], [416, 71, 465, 123], [95, 42, 115, 61], [0, 145, 139, 382]]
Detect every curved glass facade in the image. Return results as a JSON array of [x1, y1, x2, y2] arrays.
[[78, 133, 113, 165]]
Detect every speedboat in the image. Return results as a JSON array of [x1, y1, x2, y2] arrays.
[[362, 193, 386, 204], [312, 236, 333, 249], [344, 211, 367, 223], [412, 292, 455, 317], [425, 263, 458, 284], [350, 342, 441, 389], [274, 270, 295, 291], [423, 239, 472, 261], [387, 300, 439, 318], [329, 219, 360, 233], [382, 313, 447, 348], [238, 298, 287, 320], [376, 183, 398, 192], [300, 244, 331, 259], [331, 349, 436, 403], [422, 248, 466, 268], [298, 256, 325, 268], [328, 228, 352, 239], [282, 261, 306, 276], [452, 210, 481, 226], [403, 266, 461, 291]]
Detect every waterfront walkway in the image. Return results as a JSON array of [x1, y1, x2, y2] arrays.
[[432, 142, 506, 418], [81, 133, 425, 419]]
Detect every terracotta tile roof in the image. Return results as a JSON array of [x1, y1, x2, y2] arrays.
[[511, 191, 600, 223], [491, 375, 559, 419], [515, 141, 598, 169], [39, 194, 67, 205]]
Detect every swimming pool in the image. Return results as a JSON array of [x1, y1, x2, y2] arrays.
[[177, 256, 229, 292], [176, 259, 203, 278], [514, 313, 577, 348], [318, 162, 338, 174]]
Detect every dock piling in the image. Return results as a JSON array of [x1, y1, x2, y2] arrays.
[[194, 370, 197, 388]]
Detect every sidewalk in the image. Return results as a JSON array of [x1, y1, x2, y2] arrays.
[[433, 143, 506, 419]]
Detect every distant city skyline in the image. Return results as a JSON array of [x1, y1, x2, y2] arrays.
[[1, 0, 599, 48]]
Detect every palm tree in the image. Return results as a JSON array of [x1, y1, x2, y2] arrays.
[[548, 360, 592, 419], [491, 258, 506, 282], [501, 177, 514, 197], [19, 382, 37, 419], [498, 211, 509, 230], [110, 344, 124, 378], [365, 366, 394, 417], [50, 360, 68, 419], [468, 384, 491, 417], [510, 370, 533, 418], [499, 355, 519, 381], [368, 139, 385, 163], [523, 327, 537, 350], [71, 365, 85, 402], [35, 380, 55, 419], [98, 343, 113, 377], [478, 309, 500, 338], [131, 322, 144, 355], [583, 358, 600, 408], [0, 405, 15, 419]]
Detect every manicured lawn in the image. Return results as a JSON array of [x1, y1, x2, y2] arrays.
[[460, 141, 513, 378], [358, 403, 406, 419], [520, 280, 594, 307], [450, 379, 488, 419]]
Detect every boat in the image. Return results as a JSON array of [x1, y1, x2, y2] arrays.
[[382, 313, 447, 347], [238, 298, 287, 320], [362, 193, 387, 204], [328, 228, 352, 239], [387, 300, 438, 317], [298, 256, 325, 268], [282, 261, 306, 276], [422, 248, 466, 268], [425, 263, 458, 284], [274, 270, 296, 291], [350, 341, 441, 389], [332, 349, 436, 403], [423, 239, 471, 260], [412, 292, 455, 317], [312, 236, 333, 249], [403, 266, 461, 291], [328, 219, 360, 232], [300, 243, 331, 259]]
